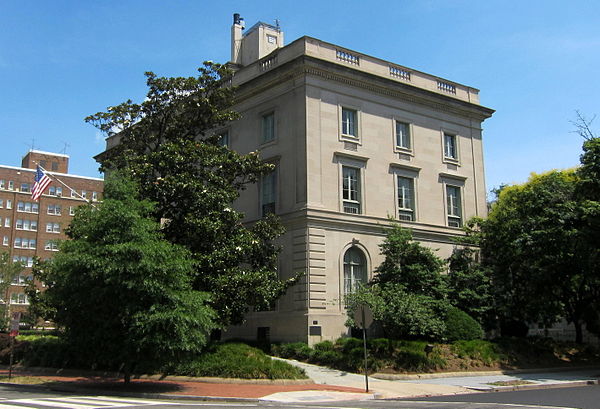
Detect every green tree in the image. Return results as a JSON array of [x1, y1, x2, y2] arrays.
[[347, 225, 450, 340], [371, 225, 447, 299], [0, 252, 24, 329], [573, 112, 600, 337], [481, 170, 599, 342], [447, 246, 493, 329], [85, 62, 298, 326], [32, 174, 215, 382]]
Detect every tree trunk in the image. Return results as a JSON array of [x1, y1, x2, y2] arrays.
[[123, 365, 131, 384], [574, 320, 583, 344]]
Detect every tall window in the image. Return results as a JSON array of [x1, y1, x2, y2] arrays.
[[262, 112, 275, 143], [446, 185, 462, 227], [341, 108, 357, 137], [343, 247, 367, 295], [261, 169, 276, 216], [444, 133, 457, 160], [397, 176, 415, 221], [395, 121, 411, 150], [218, 130, 230, 147], [342, 166, 361, 214]]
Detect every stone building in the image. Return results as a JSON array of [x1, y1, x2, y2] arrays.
[[0, 150, 103, 321], [100, 15, 494, 344], [223, 15, 494, 344]]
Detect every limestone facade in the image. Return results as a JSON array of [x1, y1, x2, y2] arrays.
[[222, 17, 494, 344]]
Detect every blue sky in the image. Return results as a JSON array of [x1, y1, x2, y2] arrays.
[[1, 0, 598, 194]]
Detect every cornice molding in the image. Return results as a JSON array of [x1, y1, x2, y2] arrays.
[[235, 55, 494, 122]]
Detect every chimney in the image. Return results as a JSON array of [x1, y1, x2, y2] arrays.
[[231, 13, 244, 65]]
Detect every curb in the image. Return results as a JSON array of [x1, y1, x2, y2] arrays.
[[372, 366, 600, 380], [467, 379, 600, 393]]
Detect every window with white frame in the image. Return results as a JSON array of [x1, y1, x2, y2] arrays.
[[0, 180, 4, 189], [69, 206, 76, 216], [46, 222, 60, 233], [446, 185, 462, 227], [13, 256, 33, 267], [10, 293, 28, 305], [45, 241, 59, 251], [2, 236, 7, 246], [14, 238, 35, 249], [395, 121, 411, 150], [92, 191, 98, 201], [71, 189, 76, 198], [0, 199, 3, 208], [343, 247, 367, 295], [397, 176, 416, 221], [47, 204, 62, 215], [16, 219, 36, 231], [262, 112, 275, 143], [342, 166, 361, 214], [4, 217, 10, 228], [82, 190, 87, 199], [20, 183, 30, 193], [17, 201, 38, 213], [12, 275, 31, 285], [261, 168, 277, 216], [444, 133, 458, 160], [8, 181, 14, 190], [341, 108, 358, 137], [6, 199, 11, 209], [49, 186, 62, 196]]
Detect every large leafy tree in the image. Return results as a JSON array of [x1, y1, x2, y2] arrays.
[[447, 246, 493, 329], [573, 113, 600, 338], [32, 174, 215, 382], [481, 170, 599, 342], [86, 62, 298, 326]]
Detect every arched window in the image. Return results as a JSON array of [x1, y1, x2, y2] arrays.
[[343, 247, 367, 295]]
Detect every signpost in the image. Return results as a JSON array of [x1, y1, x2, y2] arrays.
[[353, 304, 373, 393], [8, 312, 21, 380]]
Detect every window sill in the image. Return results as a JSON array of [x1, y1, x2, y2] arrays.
[[394, 147, 413, 155], [443, 157, 460, 166], [340, 134, 361, 144]]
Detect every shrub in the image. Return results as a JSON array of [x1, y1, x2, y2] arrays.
[[172, 342, 306, 379], [313, 340, 334, 352], [444, 307, 484, 341], [452, 339, 503, 366]]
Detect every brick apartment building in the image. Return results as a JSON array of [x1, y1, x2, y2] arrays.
[[0, 150, 103, 321]]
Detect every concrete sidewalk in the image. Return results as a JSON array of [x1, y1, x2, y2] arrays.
[[270, 358, 600, 401]]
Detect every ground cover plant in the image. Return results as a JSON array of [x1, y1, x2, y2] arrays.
[[272, 336, 600, 374], [0, 335, 306, 380]]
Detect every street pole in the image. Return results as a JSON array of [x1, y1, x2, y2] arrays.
[[361, 306, 369, 393], [8, 335, 14, 381]]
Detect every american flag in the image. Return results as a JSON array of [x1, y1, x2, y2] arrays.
[[31, 166, 51, 201]]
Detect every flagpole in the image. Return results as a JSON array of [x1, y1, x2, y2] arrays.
[[34, 163, 99, 208]]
